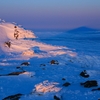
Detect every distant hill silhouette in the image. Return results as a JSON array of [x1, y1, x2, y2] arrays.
[[68, 27, 98, 33]]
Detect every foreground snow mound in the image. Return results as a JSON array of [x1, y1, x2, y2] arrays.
[[32, 80, 61, 94]]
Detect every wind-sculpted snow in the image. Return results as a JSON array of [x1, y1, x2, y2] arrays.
[[0, 22, 77, 59], [0, 23, 36, 42], [32, 80, 61, 94]]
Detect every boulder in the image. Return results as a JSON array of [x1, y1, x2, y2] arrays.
[[80, 80, 98, 88], [50, 60, 59, 65], [92, 87, 100, 91], [80, 70, 89, 78], [63, 82, 71, 87], [8, 71, 26, 76], [21, 62, 30, 66], [4, 41, 11, 48], [54, 95, 60, 100]]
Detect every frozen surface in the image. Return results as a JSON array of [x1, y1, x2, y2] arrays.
[[0, 22, 100, 100]]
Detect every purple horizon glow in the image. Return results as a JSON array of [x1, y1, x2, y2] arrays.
[[0, 0, 100, 30]]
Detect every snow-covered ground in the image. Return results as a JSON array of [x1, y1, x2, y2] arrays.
[[0, 22, 100, 100]]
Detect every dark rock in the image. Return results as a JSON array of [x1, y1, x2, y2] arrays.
[[63, 82, 71, 87], [2, 93, 23, 100], [50, 60, 59, 65], [80, 80, 98, 88], [16, 67, 23, 71], [54, 95, 60, 100], [62, 78, 66, 80], [80, 70, 89, 78], [0, 71, 26, 76], [14, 26, 19, 40], [14, 26, 17, 28], [8, 71, 26, 76], [5, 41, 11, 48], [16, 67, 21, 69], [21, 62, 30, 66], [92, 87, 100, 91]]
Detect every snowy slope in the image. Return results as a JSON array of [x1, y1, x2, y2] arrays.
[[0, 22, 76, 59], [0, 23, 36, 41], [0, 22, 100, 100], [0, 22, 36, 57]]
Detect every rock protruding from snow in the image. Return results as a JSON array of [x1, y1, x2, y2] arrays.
[[80, 70, 89, 78], [63, 82, 71, 87], [0, 23, 36, 42], [80, 80, 98, 88]]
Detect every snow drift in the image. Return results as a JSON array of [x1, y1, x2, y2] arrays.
[[0, 22, 76, 59]]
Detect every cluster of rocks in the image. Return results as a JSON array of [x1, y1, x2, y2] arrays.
[[79, 70, 99, 90], [4, 26, 19, 48], [1, 59, 100, 100], [0, 62, 30, 76], [14, 26, 19, 40]]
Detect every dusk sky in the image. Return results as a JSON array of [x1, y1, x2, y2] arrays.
[[0, 0, 100, 30]]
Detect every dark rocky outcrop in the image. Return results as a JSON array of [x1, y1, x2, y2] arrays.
[[0, 71, 26, 76], [54, 95, 60, 100], [62, 78, 66, 80], [21, 62, 30, 66], [14, 26, 19, 40], [80, 70, 89, 78], [16, 66, 21, 69], [5, 41, 11, 48], [8, 71, 26, 76], [2, 93, 23, 100], [92, 87, 100, 91], [63, 82, 71, 87], [80, 80, 98, 88], [50, 60, 59, 65]]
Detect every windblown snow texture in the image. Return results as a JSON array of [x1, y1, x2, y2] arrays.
[[0, 22, 100, 100]]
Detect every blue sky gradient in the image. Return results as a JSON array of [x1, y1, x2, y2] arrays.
[[0, 0, 100, 30]]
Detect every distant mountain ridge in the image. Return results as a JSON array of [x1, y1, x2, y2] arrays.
[[68, 26, 98, 33]]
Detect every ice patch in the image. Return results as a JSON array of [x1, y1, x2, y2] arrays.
[[32, 80, 61, 94]]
